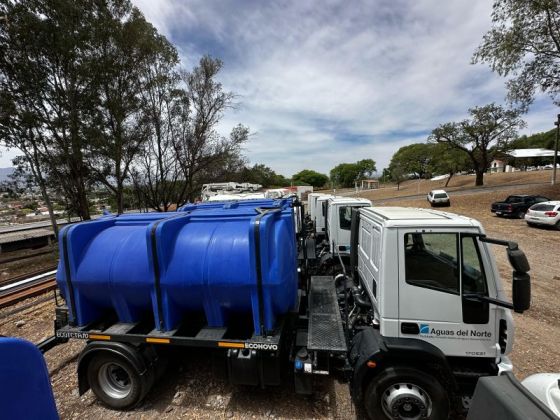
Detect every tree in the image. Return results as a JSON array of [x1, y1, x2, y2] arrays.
[[292, 169, 329, 188], [330, 159, 376, 188], [388, 143, 434, 179], [87, 5, 167, 214], [135, 56, 249, 211], [473, 0, 560, 109], [429, 104, 525, 186], [388, 163, 407, 190], [174, 57, 248, 201], [429, 143, 471, 187], [0, 0, 126, 220], [237, 164, 288, 188]]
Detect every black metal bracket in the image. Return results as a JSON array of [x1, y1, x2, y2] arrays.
[[463, 293, 514, 309], [61, 226, 77, 326], [254, 206, 282, 337]]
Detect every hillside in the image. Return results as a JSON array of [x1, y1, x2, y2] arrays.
[[355, 170, 558, 201]]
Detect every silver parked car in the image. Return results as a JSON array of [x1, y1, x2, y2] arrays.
[[525, 201, 560, 229]]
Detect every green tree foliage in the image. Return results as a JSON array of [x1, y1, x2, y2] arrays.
[[428, 143, 471, 187], [87, 5, 172, 214], [473, 0, 560, 109], [511, 129, 556, 150], [429, 103, 525, 186], [1, 1, 250, 215], [330, 159, 376, 188], [387, 163, 407, 190], [133, 56, 249, 211], [291, 169, 329, 188], [387, 143, 434, 179], [237, 164, 289, 188]]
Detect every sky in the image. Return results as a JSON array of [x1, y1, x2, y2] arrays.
[[1, 0, 558, 176]]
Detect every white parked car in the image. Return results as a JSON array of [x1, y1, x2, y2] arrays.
[[427, 189, 450, 207], [525, 201, 560, 229]]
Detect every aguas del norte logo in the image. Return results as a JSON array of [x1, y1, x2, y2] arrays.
[[419, 323, 491, 339]]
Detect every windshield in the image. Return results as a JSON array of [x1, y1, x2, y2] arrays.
[[531, 204, 555, 212], [434, 193, 448, 199], [505, 196, 524, 203]]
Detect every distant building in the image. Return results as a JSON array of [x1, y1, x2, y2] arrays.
[[508, 148, 555, 159], [360, 179, 379, 190], [490, 159, 505, 173]]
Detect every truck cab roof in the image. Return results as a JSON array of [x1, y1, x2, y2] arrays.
[[360, 206, 482, 229], [327, 197, 371, 205]]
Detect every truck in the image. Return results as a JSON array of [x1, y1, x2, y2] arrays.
[[39, 198, 531, 419], [324, 197, 371, 257], [314, 194, 334, 236], [201, 182, 262, 200], [491, 194, 550, 218]]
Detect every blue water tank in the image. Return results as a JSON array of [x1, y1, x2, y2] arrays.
[[56, 203, 298, 336], [177, 198, 291, 212]]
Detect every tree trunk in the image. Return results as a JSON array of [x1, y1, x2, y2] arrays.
[[475, 170, 484, 186], [444, 172, 454, 188], [117, 181, 124, 214], [37, 181, 59, 238], [27, 147, 59, 238]]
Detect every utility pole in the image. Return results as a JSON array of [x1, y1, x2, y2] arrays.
[[553, 114, 560, 186]]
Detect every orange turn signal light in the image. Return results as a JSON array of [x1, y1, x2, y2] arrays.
[[366, 360, 377, 368]]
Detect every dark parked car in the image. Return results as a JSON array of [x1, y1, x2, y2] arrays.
[[491, 195, 550, 218]]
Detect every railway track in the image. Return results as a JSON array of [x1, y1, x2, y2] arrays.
[[0, 265, 58, 288], [0, 249, 56, 265], [0, 267, 58, 309]]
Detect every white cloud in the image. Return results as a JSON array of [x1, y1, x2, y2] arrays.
[[1, 1, 557, 173]]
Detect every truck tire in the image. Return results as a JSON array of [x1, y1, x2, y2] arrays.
[[516, 210, 526, 219], [87, 353, 145, 410], [364, 366, 449, 420]]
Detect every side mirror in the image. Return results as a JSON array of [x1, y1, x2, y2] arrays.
[[507, 247, 530, 273], [512, 271, 531, 313]]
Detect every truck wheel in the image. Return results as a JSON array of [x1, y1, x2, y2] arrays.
[[364, 366, 449, 420], [516, 210, 525, 219], [87, 353, 145, 410]]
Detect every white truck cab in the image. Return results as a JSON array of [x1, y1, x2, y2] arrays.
[[348, 206, 531, 417], [314, 194, 334, 236], [307, 193, 326, 227], [355, 206, 518, 358], [326, 197, 372, 256]]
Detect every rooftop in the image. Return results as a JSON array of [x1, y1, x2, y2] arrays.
[[361, 206, 480, 228]]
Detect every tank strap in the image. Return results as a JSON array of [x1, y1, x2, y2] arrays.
[[150, 213, 192, 331], [253, 207, 282, 336], [61, 226, 78, 326]]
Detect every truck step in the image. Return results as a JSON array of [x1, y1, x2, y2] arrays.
[[307, 276, 347, 353]]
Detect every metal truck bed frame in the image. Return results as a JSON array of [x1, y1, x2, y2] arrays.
[[53, 307, 286, 352]]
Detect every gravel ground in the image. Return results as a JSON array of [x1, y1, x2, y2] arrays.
[[0, 182, 558, 419]]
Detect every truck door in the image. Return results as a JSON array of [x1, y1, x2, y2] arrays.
[[397, 230, 496, 357]]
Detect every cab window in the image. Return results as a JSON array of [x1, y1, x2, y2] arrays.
[[339, 206, 352, 230], [461, 236, 487, 295], [404, 233, 459, 294]]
